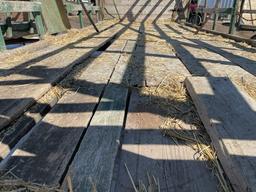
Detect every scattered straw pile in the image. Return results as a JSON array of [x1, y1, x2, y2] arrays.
[[141, 76, 233, 192]]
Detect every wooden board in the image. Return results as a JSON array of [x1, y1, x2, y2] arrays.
[[130, 41, 190, 87], [64, 84, 128, 192], [33, 0, 71, 34], [190, 39, 256, 76], [62, 38, 133, 191], [0, 93, 58, 160], [0, 87, 102, 186], [0, 44, 61, 76], [109, 40, 136, 86], [0, 24, 123, 130], [0, 1, 42, 12], [111, 90, 218, 192], [185, 76, 256, 192], [162, 35, 256, 93], [0, 37, 127, 186]]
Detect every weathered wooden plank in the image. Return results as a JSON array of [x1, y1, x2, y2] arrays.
[[0, 37, 127, 162], [0, 44, 61, 76], [111, 90, 217, 192], [0, 1, 42, 12], [109, 40, 136, 85], [0, 86, 102, 186], [190, 39, 256, 76], [0, 24, 123, 130], [185, 76, 256, 192], [64, 84, 128, 192], [0, 20, 120, 73], [130, 41, 190, 87], [0, 93, 58, 160], [0, 36, 128, 185], [165, 36, 256, 86]]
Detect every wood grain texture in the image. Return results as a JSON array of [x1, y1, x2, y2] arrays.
[[185, 76, 256, 192], [0, 87, 102, 187], [130, 41, 190, 87], [65, 84, 128, 192], [191, 39, 256, 76], [111, 90, 217, 192], [0, 24, 123, 130], [0, 37, 128, 186]]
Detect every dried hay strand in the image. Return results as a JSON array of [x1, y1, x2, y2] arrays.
[[44, 19, 119, 46], [125, 163, 160, 192], [0, 170, 62, 192], [38, 85, 65, 104], [0, 19, 118, 70], [0, 180, 62, 192], [231, 76, 256, 101], [141, 76, 233, 192]]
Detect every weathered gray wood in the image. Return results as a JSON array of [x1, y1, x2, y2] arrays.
[[165, 35, 256, 88], [191, 39, 256, 76], [0, 36, 127, 185], [0, 24, 123, 130], [0, 1, 42, 12], [111, 89, 218, 192], [109, 40, 136, 86], [130, 41, 190, 87], [185, 76, 256, 192], [0, 44, 62, 76], [0, 93, 58, 160], [0, 36, 127, 163], [0, 86, 102, 187], [65, 84, 128, 192]]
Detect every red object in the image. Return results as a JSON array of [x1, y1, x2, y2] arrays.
[[189, 3, 197, 12]]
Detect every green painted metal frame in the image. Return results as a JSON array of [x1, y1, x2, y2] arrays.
[[229, 0, 239, 34], [194, 0, 239, 35], [0, 1, 45, 51], [0, 27, 5, 51], [64, 1, 100, 28]]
